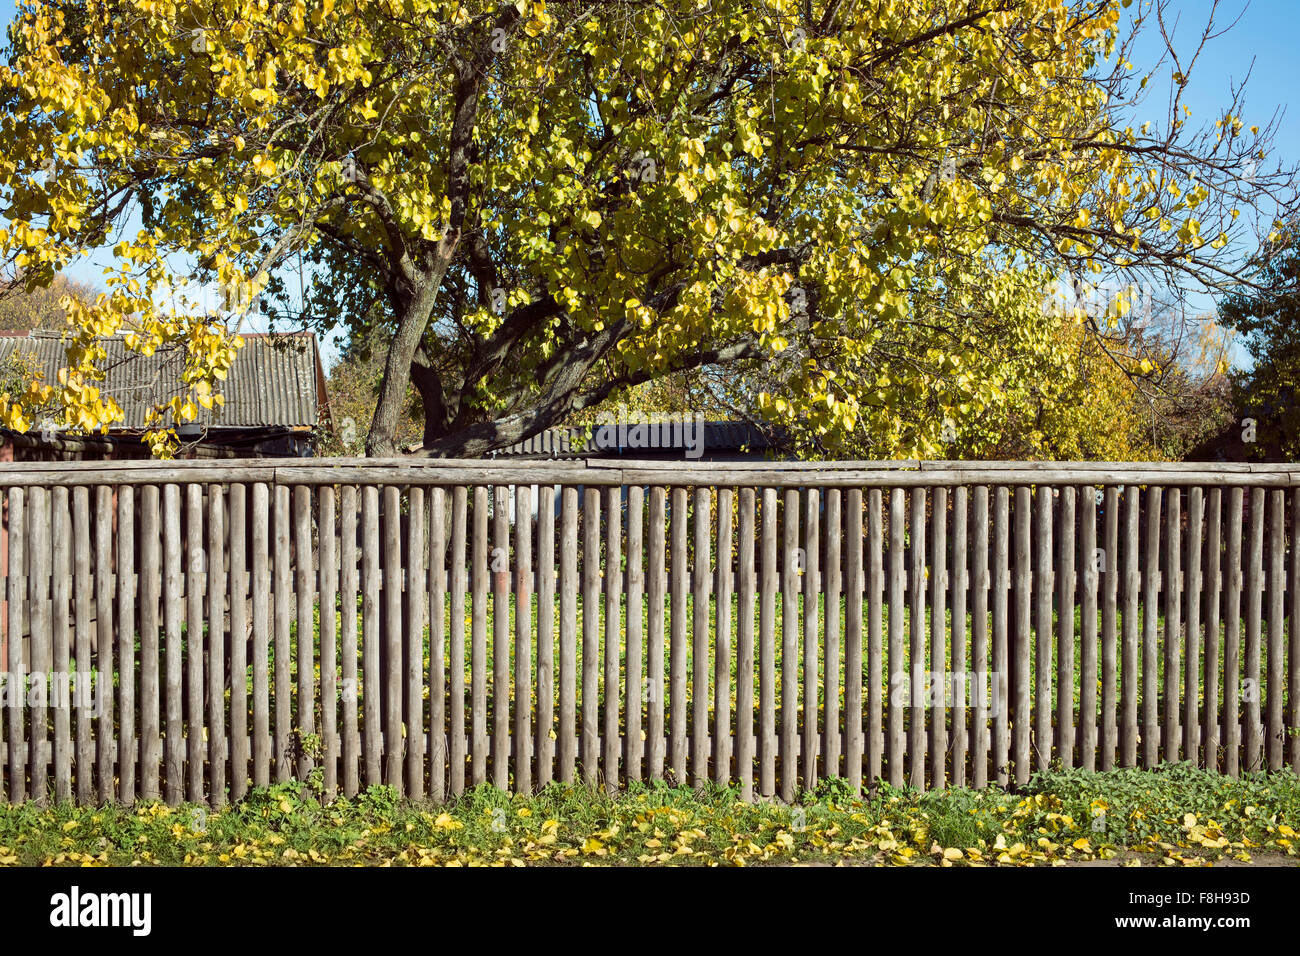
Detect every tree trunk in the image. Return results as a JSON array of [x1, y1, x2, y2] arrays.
[[367, 305, 431, 456], [365, 241, 456, 456], [410, 347, 450, 450]]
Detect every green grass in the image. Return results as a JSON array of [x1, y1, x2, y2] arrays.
[[1, 763, 1296, 866]]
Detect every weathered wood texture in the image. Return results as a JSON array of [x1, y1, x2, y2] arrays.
[[0, 460, 1295, 805]]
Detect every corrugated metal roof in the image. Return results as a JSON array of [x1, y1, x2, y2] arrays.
[[492, 426, 588, 458], [0, 331, 322, 429]]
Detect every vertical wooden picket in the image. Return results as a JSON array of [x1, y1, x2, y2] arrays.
[[1224, 488, 1244, 777], [670, 487, 689, 784], [274, 484, 292, 785], [930, 486, 947, 787], [1142, 487, 1161, 768], [1101, 486, 1119, 771], [492, 485, 510, 792], [887, 488, 905, 788], [1245, 488, 1264, 771], [295, 485, 316, 787], [317, 486, 336, 801], [558, 486, 577, 784], [1034, 486, 1053, 773], [251, 482, 271, 791], [165, 485, 187, 802], [361, 485, 382, 787], [1164, 488, 1181, 764], [845, 487, 865, 791], [186, 484, 206, 801], [758, 487, 777, 796], [582, 487, 600, 787], [1289, 488, 1300, 774], [992, 486, 1010, 786], [1, 492, 9, 803], [908, 488, 926, 790], [736, 487, 756, 800], [73, 486, 93, 804], [1266, 489, 1284, 771], [781, 488, 799, 802], [28, 485, 48, 805], [1204, 488, 1222, 771], [384, 484, 403, 793], [340, 485, 360, 797], [1080, 486, 1098, 772], [114, 485, 135, 803], [647, 486, 666, 783], [715, 487, 734, 787], [94, 485, 111, 803], [515, 485, 532, 794], [51, 487, 72, 804], [4, 487, 22, 802], [824, 488, 841, 781], [626, 485, 644, 785], [449, 486, 468, 795], [605, 485, 622, 791], [1012, 486, 1031, 785], [693, 486, 711, 788], [470, 485, 488, 786], [1185, 488, 1204, 765], [428, 486, 447, 801], [407, 486, 427, 798], [1056, 485, 1075, 769], [228, 483, 248, 802], [647, 487, 666, 783], [1121, 486, 1140, 768], [207, 485, 226, 807], [138, 485, 160, 802], [951, 486, 968, 787], [801, 488, 819, 790], [970, 485, 989, 789]]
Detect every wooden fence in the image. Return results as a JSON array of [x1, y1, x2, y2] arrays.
[[0, 458, 1298, 807]]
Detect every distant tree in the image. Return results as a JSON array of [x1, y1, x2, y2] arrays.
[[986, 314, 1156, 461], [1217, 226, 1300, 460], [321, 330, 424, 456], [0, 270, 95, 330], [0, 270, 96, 428], [1128, 320, 1236, 460]]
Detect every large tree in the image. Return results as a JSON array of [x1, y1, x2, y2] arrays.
[[0, 0, 1293, 457]]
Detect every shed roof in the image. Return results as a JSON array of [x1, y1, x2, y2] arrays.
[[0, 330, 325, 430]]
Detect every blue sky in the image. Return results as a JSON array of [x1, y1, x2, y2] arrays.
[[1, 0, 1296, 369], [1121, 0, 1298, 252], [1124, 1, 1298, 161]]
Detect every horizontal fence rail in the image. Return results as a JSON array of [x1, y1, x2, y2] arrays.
[[0, 458, 1296, 806]]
